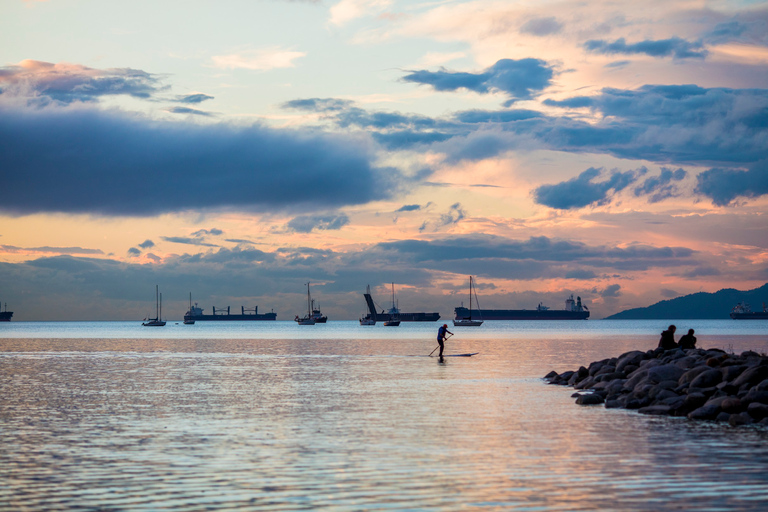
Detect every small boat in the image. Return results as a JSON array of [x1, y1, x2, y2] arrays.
[[360, 316, 376, 325], [295, 282, 317, 325], [183, 292, 195, 324], [0, 301, 13, 322], [383, 283, 401, 326], [142, 285, 166, 326], [453, 276, 483, 327], [310, 299, 328, 323]]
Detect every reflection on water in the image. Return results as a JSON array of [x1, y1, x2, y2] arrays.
[[1, 334, 768, 510]]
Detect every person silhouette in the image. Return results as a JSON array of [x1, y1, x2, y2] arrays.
[[437, 323, 453, 358], [679, 328, 697, 349], [658, 324, 678, 350]]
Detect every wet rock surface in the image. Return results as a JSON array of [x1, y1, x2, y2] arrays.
[[545, 347, 768, 425]]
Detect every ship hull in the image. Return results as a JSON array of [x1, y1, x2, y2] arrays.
[[455, 307, 589, 320], [184, 313, 277, 321], [361, 312, 440, 322], [730, 312, 768, 320], [0, 311, 12, 322]]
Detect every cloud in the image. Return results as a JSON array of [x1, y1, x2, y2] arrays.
[[694, 161, 768, 205], [0, 60, 164, 105], [0, 106, 397, 216], [211, 47, 306, 70], [396, 204, 422, 212], [583, 37, 708, 60], [161, 236, 220, 247], [519, 17, 563, 36], [283, 98, 354, 112], [329, 0, 391, 26], [174, 93, 214, 104], [128, 247, 141, 256], [191, 228, 223, 237], [533, 167, 647, 209], [286, 213, 350, 233], [165, 106, 214, 117], [0, 245, 104, 255], [633, 167, 687, 203], [401, 58, 555, 103], [600, 284, 621, 298], [138, 240, 155, 249]]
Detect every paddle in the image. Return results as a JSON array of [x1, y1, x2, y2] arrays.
[[429, 332, 453, 356]]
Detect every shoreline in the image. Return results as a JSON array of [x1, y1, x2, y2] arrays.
[[545, 345, 768, 426]]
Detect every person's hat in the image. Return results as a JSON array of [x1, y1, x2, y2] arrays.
[[443, 324, 447, 327]]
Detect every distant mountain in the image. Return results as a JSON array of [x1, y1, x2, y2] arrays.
[[605, 283, 768, 320]]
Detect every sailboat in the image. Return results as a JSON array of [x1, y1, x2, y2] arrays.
[[183, 292, 195, 324], [383, 282, 401, 326], [295, 282, 317, 325], [142, 285, 166, 326], [453, 276, 483, 326]]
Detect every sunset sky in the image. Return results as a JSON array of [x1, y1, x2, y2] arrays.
[[1, 0, 767, 321]]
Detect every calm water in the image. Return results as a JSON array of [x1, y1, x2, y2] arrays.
[[2, 320, 767, 510]]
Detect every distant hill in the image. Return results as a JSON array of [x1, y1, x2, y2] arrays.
[[605, 283, 768, 319]]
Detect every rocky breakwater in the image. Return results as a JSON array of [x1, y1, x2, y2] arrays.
[[544, 347, 768, 426]]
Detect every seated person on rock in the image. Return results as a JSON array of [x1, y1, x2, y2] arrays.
[[678, 328, 697, 349], [658, 324, 678, 350]]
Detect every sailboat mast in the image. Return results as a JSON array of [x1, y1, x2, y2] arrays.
[[159, 292, 162, 321], [155, 285, 159, 320], [307, 282, 311, 316]]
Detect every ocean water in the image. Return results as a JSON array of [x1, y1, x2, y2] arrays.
[[1, 320, 767, 510]]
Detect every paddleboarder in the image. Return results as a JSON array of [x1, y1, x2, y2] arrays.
[[437, 323, 453, 358]]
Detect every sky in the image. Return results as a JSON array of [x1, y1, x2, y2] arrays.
[[1, 0, 767, 321]]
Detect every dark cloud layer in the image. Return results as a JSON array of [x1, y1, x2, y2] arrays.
[[0, 106, 397, 216], [0, 60, 165, 105], [584, 37, 708, 59], [533, 167, 647, 209], [286, 214, 350, 233], [634, 167, 687, 203], [401, 58, 555, 103], [695, 161, 768, 205]]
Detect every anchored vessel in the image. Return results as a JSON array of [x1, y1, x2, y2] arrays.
[[360, 284, 440, 323], [455, 294, 589, 320], [295, 282, 318, 325], [184, 298, 276, 322], [730, 302, 768, 319], [0, 302, 13, 322], [453, 276, 483, 327], [142, 285, 166, 327]]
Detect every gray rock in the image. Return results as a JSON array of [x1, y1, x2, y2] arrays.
[[742, 389, 768, 406], [721, 365, 748, 382], [720, 397, 744, 414], [729, 412, 754, 426], [574, 376, 596, 390], [639, 405, 672, 415], [623, 369, 649, 390], [732, 366, 768, 389], [689, 369, 723, 389], [616, 351, 646, 373], [688, 403, 722, 420], [747, 402, 768, 420], [544, 370, 558, 380], [675, 356, 701, 369], [676, 393, 708, 416], [648, 364, 685, 384], [755, 380, 768, 392], [576, 394, 604, 405], [715, 412, 731, 422], [653, 389, 680, 402], [679, 366, 713, 385], [605, 399, 622, 409]]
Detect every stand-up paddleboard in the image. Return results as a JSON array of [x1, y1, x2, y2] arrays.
[[430, 352, 479, 357]]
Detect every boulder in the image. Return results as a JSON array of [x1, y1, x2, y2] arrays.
[[689, 369, 723, 389], [732, 366, 768, 389], [653, 389, 680, 402], [576, 394, 604, 405], [675, 393, 708, 416], [729, 412, 754, 426], [674, 356, 701, 370], [648, 364, 685, 384], [688, 403, 722, 420], [715, 412, 731, 422], [720, 397, 744, 414], [679, 366, 712, 385], [747, 402, 768, 420], [721, 365, 748, 382], [741, 389, 768, 406], [544, 370, 558, 380], [616, 351, 646, 373], [639, 405, 672, 415]]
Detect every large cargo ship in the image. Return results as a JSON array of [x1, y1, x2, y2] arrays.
[[455, 295, 589, 320], [0, 302, 12, 322], [184, 302, 276, 322], [360, 284, 440, 323], [730, 302, 768, 319]]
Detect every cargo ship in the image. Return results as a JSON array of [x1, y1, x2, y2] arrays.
[[360, 284, 440, 323], [730, 302, 768, 319], [184, 301, 276, 321], [0, 302, 12, 322], [455, 294, 589, 320]]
